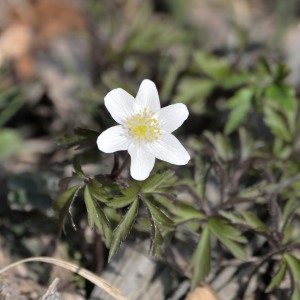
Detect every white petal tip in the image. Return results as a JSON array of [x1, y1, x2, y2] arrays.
[[175, 152, 191, 165]]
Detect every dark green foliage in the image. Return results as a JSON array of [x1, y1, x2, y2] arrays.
[[284, 254, 300, 299], [207, 217, 246, 261], [52, 3, 300, 296], [84, 186, 112, 247], [265, 258, 287, 292], [108, 199, 139, 261], [54, 184, 82, 233], [106, 182, 139, 208], [190, 227, 211, 290], [57, 128, 99, 149]]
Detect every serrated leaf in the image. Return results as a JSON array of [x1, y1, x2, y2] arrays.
[[191, 227, 211, 289], [141, 170, 175, 193], [108, 199, 139, 261], [208, 217, 246, 260], [241, 211, 269, 232], [173, 202, 206, 225], [87, 179, 108, 203], [265, 258, 287, 292], [73, 156, 85, 178], [144, 199, 174, 231], [54, 184, 81, 233], [84, 186, 112, 247], [151, 223, 164, 258], [107, 183, 139, 208]]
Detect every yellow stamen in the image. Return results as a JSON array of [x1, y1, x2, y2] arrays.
[[126, 109, 161, 142]]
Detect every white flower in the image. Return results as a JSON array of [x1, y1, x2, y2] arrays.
[[97, 79, 190, 180]]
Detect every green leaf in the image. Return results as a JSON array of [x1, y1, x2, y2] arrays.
[[238, 181, 270, 200], [272, 138, 292, 159], [151, 223, 164, 258], [107, 183, 139, 208], [265, 258, 287, 292], [292, 286, 300, 300], [284, 253, 300, 284], [219, 211, 245, 224], [0, 94, 24, 127], [285, 253, 300, 300], [84, 186, 112, 247], [160, 49, 188, 100], [173, 202, 206, 225], [191, 227, 211, 289], [265, 84, 297, 135], [265, 84, 296, 112], [263, 106, 292, 142], [125, 5, 188, 53], [73, 156, 85, 178], [141, 170, 175, 193], [87, 179, 108, 203], [208, 217, 246, 260], [134, 216, 151, 233], [194, 155, 207, 199], [238, 127, 254, 162], [193, 51, 231, 81], [241, 211, 269, 232], [280, 198, 299, 231], [54, 184, 81, 232], [225, 104, 252, 134], [204, 131, 233, 161], [108, 198, 139, 261], [173, 78, 214, 113], [144, 199, 174, 231], [224, 88, 253, 134], [0, 129, 22, 161]]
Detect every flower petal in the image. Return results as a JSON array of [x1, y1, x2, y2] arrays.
[[97, 125, 131, 153], [128, 143, 155, 180], [135, 79, 160, 112], [147, 134, 190, 165], [104, 88, 135, 124], [156, 103, 189, 133]]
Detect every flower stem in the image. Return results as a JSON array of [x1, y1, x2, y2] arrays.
[[111, 153, 130, 179], [110, 152, 120, 177]]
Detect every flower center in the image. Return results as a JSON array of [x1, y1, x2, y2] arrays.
[[126, 108, 161, 142]]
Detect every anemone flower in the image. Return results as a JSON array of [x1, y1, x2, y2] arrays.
[[97, 79, 190, 180]]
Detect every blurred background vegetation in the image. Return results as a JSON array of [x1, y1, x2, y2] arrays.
[[2, 0, 300, 299]]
